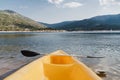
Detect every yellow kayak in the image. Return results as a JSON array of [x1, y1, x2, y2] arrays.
[[4, 50, 102, 80]]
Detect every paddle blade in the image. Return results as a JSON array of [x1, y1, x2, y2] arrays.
[[21, 50, 40, 57]]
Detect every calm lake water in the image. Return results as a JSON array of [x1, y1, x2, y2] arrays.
[[0, 32, 120, 80]]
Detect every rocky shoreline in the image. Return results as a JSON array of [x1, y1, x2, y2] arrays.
[[0, 30, 66, 33]]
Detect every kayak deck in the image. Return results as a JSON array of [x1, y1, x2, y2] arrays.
[[4, 50, 102, 80]]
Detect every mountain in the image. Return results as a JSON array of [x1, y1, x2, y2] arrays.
[[0, 10, 47, 31], [39, 21, 74, 28], [40, 14, 120, 31]]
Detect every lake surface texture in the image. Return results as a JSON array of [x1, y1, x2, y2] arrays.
[[0, 32, 120, 80]]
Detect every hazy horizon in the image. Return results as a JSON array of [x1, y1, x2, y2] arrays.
[[0, 0, 120, 23]]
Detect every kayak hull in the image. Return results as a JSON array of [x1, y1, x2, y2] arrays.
[[4, 50, 102, 80]]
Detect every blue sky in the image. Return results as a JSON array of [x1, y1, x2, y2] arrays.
[[0, 0, 120, 23]]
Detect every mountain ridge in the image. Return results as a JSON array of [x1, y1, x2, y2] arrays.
[[40, 13, 120, 31]]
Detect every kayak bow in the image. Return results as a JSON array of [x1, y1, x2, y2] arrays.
[[4, 50, 102, 80]]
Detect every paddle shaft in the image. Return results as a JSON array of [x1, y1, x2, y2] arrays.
[[21, 50, 104, 58], [34, 53, 104, 58]]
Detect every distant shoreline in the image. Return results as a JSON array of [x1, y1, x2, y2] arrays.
[[70, 30, 120, 33], [1, 30, 120, 33], [0, 30, 67, 33]]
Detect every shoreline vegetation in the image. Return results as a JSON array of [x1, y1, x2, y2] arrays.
[[0, 30, 67, 33], [1, 30, 120, 33]]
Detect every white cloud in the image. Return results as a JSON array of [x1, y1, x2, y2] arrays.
[[64, 2, 83, 8], [98, 0, 120, 15], [48, 0, 83, 8], [48, 0, 64, 5], [99, 0, 120, 6]]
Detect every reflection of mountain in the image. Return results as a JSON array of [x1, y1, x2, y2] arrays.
[[41, 14, 120, 31], [0, 10, 47, 31]]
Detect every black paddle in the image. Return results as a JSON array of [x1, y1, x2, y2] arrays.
[[21, 50, 104, 58], [21, 50, 40, 57]]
